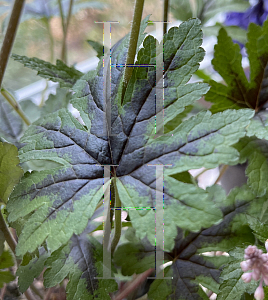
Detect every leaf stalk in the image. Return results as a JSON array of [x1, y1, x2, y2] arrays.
[[163, 0, 169, 35], [110, 177, 121, 256], [1, 88, 31, 126], [121, 0, 145, 105]]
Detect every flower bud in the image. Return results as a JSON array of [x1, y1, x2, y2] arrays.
[[254, 284, 265, 300], [252, 268, 261, 281], [241, 272, 252, 283], [241, 260, 250, 272]]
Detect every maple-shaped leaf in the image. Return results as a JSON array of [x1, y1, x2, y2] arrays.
[[234, 136, 268, 197], [114, 184, 264, 300], [6, 19, 255, 258], [11, 54, 83, 88], [44, 234, 118, 300], [205, 18, 268, 113]]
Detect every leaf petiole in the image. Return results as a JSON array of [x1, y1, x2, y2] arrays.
[[110, 177, 122, 256], [1, 87, 31, 126], [121, 0, 145, 105]]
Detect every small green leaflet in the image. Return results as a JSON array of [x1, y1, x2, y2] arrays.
[[11, 54, 83, 88], [205, 18, 268, 113], [17, 249, 49, 293], [246, 109, 268, 140], [44, 235, 118, 300], [245, 215, 268, 243], [234, 137, 268, 197], [0, 142, 23, 204]]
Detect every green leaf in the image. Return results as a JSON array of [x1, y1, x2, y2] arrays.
[[44, 235, 118, 300], [145, 184, 264, 299], [0, 250, 15, 288], [217, 247, 258, 300], [245, 215, 268, 243], [246, 109, 268, 140], [234, 137, 268, 197], [17, 249, 49, 293], [205, 19, 268, 112], [205, 27, 249, 113], [11, 55, 83, 88], [0, 142, 23, 204]]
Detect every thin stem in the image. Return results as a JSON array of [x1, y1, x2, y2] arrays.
[[103, 178, 114, 251], [121, 0, 145, 105], [57, 0, 66, 63], [163, 0, 169, 35], [0, 0, 25, 89], [61, 0, 73, 64], [214, 165, 229, 184], [0, 211, 17, 254], [1, 87, 31, 126], [110, 177, 121, 256]]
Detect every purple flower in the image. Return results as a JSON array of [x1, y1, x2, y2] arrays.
[[240, 242, 268, 300], [225, 0, 268, 30]]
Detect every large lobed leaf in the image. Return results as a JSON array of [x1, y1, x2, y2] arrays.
[[205, 18, 268, 113], [7, 18, 255, 298]]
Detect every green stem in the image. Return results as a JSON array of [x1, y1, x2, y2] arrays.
[[1, 88, 31, 126], [163, 0, 169, 35], [0, 211, 16, 255], [0, 0, 25, 89], [110, 177, 121, 256], [121, 0, 145, 105], [61, 0, 73, 64], [57, 0, 67, 63], [103, 178, 114, 251]]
